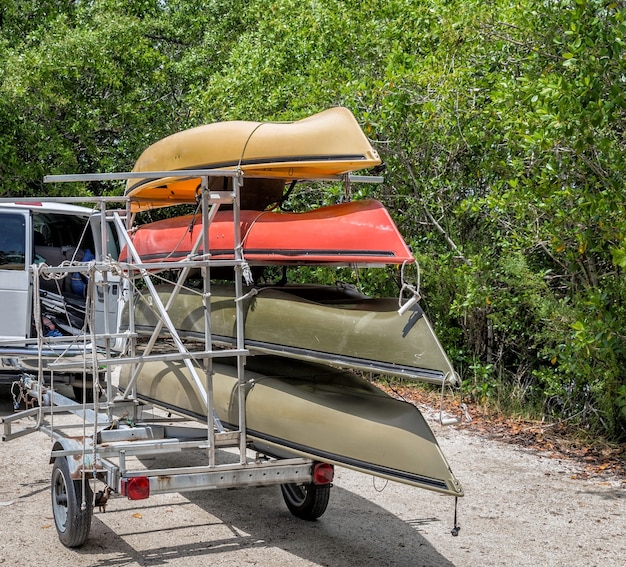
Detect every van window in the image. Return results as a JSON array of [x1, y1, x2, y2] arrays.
[[33, 213, 94, 251], [91, 216, 121, 259], [0, 213, 26, 269]]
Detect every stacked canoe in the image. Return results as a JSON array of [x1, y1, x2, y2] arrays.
[[120, 107, 463, 496], [125, 282, 458, 386]]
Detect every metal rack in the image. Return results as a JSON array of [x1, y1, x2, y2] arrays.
[[1, 169, 338, 547], [1, 165, 466, 548]]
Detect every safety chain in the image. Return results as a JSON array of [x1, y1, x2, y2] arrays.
[[10, 379, 28, 411]]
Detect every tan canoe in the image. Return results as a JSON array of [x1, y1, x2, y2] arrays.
[[125, 107, 381, 211], [119, 355, 463, 497]]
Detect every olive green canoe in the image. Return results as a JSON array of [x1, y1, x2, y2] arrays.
[[119, 355, 463, 497], [126, 282, 459, 386]]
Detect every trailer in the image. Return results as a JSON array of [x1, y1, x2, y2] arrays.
[[1, 110, 464, 549], [0, 169, 355, 547]]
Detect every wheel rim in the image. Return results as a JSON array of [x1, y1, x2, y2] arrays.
[[52, 467, 69, 531]]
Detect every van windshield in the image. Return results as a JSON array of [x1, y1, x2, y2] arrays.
[[0, 213, 26, 269]]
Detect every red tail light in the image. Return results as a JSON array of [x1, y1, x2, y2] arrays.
[[312, 462, 334, 485], [121, 477, 150, 500]]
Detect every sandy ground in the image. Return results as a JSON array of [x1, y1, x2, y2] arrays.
[[0, 384, 624, 567]]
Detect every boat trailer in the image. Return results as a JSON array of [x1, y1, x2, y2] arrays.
[[2, 169, 447, 548]]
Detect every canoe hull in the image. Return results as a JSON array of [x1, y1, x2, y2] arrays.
[[126, 283, 458, 385], [119, 356, 463, 497], [120, 199, 414, 266]]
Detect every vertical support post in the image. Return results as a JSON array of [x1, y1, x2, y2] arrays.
[[200, 175, 217, 468], [232, 172, 248, 463], [122, 204, 138, 409], [98, 200, 113, 413], [86, 248, 99, 484]]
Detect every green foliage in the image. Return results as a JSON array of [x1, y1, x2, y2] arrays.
[[1, 0, 625, 439], [0, 1, 228, 196]]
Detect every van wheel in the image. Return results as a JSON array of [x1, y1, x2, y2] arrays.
[[73, 385, 95, 403], [51, 457, 93, 547], [281, 482, 330, 520]]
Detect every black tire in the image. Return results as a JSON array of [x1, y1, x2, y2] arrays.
[[72, 385, 95, 404], [51, 456, 93, 548], [280, 482, 331, 521]]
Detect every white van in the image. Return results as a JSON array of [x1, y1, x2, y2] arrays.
[[0, 201, 121, 394]]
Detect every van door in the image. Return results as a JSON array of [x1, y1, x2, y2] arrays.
[[0, 209, 32, 341], [89, 213, 122, 337]]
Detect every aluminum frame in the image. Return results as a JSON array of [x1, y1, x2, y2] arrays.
[[2, 168, 361, 502]]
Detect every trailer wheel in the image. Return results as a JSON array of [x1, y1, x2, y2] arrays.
[[51, 457, 93, 548], [281, 482, 330, 520]]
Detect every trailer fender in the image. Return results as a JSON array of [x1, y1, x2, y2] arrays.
[[50, 439, 100, 480]]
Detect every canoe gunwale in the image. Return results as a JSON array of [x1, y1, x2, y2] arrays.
[[129, 325, 456, 386], [126, 153, 374, 194], [128, 250, 411, 268], [252, 432, 461, 496]]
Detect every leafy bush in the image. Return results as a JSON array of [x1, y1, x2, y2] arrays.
[[1, 0, 624, 439]]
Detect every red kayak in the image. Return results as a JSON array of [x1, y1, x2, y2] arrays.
[[120, 199, 414, 266]]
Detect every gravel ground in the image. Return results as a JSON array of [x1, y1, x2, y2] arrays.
[[1, 384, 624, 567]]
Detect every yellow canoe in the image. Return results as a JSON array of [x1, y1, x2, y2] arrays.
[[126, 107, 381, 211]]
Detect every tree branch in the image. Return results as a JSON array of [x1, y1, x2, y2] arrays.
[[396, 151, 472, 266]]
